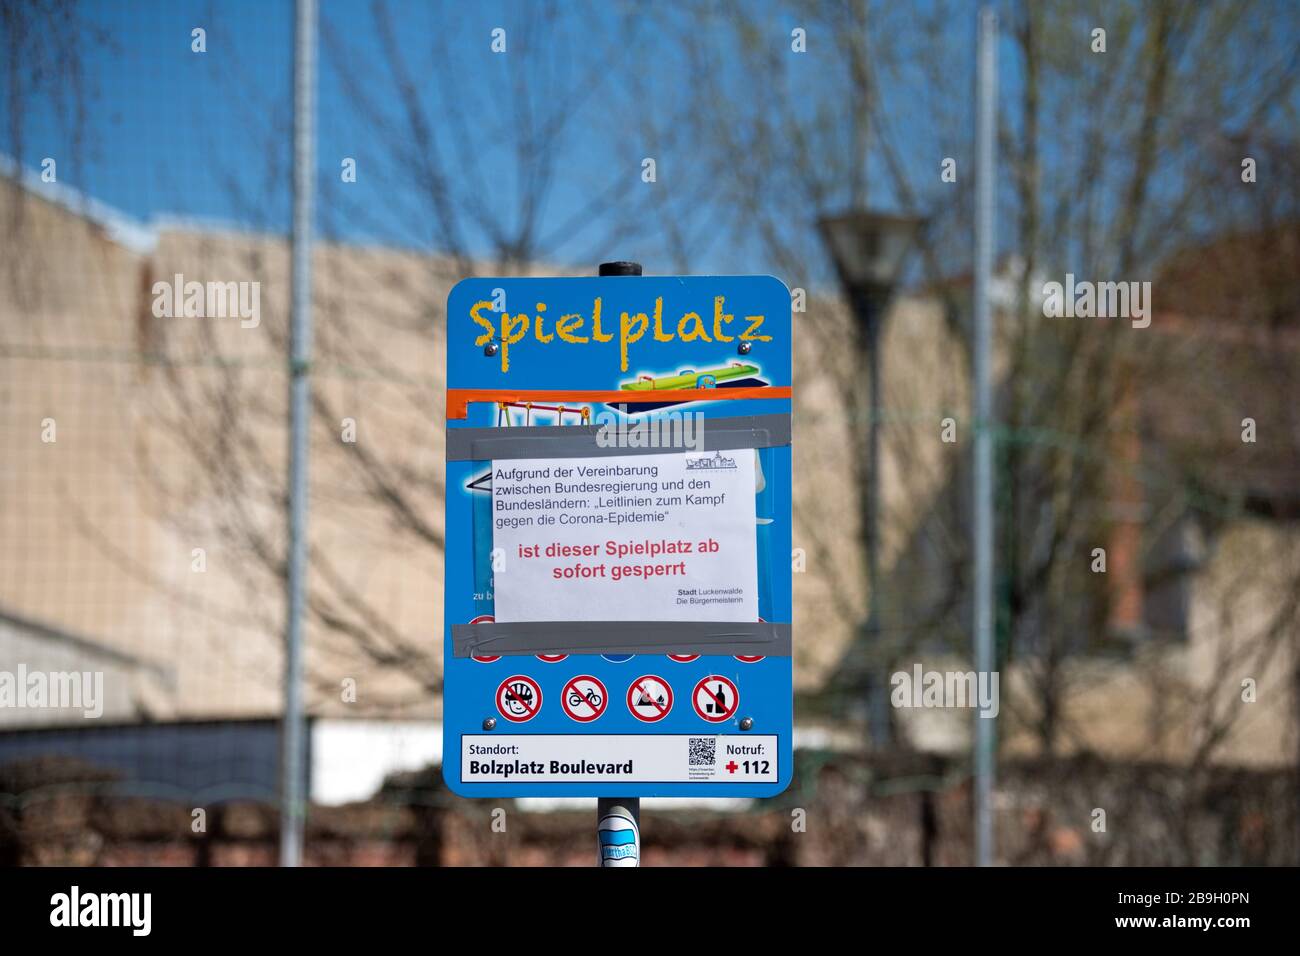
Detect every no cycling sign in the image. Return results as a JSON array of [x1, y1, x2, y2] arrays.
[[442, 274, 793, 797], [562, 675, 608, 723]]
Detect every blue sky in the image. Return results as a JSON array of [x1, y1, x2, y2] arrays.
[[4, 2, 284, 226], [9, 1, 1292, 280], [5, 0, 956, 277], [3, 2, 698, 260]]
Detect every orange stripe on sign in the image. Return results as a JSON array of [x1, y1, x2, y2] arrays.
[[445, 387, 791, 419]]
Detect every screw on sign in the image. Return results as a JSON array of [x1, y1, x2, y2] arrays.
[[562, 675, 608, 723], [692, 675, 740, 723], [496, 675, 542, 723], [626, 675, 673, 722]]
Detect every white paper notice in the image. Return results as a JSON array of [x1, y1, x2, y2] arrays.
[[491, 451, 759, 622]]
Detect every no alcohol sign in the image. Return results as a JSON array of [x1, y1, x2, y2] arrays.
[[692, 675, 740, 723]]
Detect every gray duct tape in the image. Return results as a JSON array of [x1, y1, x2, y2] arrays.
[[452, 621, 791, 658], [446, 413, 791, 461]]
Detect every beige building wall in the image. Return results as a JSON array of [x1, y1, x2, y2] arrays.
[[0, 612, 172, 726], [2, 176, 1294, 766], [0, 181, 193, 717]]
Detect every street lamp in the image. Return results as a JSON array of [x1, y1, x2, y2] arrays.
[[819, 211, 925, 297], [817, 210, 925, 746]]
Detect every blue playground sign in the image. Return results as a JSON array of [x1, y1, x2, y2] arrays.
[[442, 274, 793, 797]]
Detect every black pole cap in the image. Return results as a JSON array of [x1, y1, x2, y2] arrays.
[[599, 261, 643, 276]]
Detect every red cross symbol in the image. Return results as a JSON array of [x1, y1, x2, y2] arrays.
[[725, 761, 739, 774]]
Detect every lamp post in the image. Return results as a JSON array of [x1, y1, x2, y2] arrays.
[[818, 211, 924, 746]]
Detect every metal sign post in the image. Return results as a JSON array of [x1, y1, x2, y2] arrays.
[[972, 5, 999, 868], [595, 261, 643, 867], [280, 0, 316, 869], [441, 263, 794, 866]]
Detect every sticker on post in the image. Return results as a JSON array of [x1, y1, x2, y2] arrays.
[[598, 808, 639, 867]]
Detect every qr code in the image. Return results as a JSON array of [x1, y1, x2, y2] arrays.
[[688, 736, 716, 766]]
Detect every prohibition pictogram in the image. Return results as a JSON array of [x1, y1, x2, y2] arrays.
[[469, 614, 500, 662], [626, 675, 673, 722], [734, 618, 768, 662], [561, 675, 608, 723], [668, 654, 700, 662], [496, 675, 542, 722], [692, 675, 739, 723]]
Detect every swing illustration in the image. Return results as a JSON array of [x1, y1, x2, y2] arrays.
[[467, 399, 591, 493], [496, 400, 592, 427]]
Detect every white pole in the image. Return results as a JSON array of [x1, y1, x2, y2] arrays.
[[972, 4, 998, 869], [281, 0, 317, 868]]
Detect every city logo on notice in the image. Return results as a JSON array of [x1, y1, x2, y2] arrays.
[[686, 451, 738, 471]]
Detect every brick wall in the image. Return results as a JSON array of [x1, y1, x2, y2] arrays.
[[2, 752, 1295, 866]]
